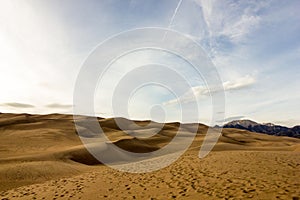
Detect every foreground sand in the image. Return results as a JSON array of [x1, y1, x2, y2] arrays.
[[0, 113, 299, 199], [1, 151, 299, 200]]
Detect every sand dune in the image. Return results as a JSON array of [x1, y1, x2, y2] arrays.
[[0, 113, 299, 199]]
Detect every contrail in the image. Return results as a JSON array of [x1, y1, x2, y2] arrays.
[[163, 0, 183, 40]]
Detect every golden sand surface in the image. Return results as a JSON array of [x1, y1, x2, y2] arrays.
[[0, 113, 299, 199]]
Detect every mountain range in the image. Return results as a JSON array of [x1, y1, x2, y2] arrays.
[[223, 119, 300, 138]]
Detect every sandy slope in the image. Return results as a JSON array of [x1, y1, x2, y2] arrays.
[[0, 113, 299, 199]]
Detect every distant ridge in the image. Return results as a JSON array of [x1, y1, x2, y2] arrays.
[[224, 120, 300, 138]]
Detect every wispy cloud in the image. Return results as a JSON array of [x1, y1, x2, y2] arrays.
[[173, 0, 268, 62], [197, 0, 266, 42]]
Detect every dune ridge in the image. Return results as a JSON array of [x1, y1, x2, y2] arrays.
[[0, 113, 299, 199]]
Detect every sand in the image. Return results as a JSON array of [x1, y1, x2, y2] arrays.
[[0, 113, 299, 199]]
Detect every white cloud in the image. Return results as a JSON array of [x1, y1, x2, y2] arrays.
[[223, 74, 255, 90], [164, 75, 255, 106]]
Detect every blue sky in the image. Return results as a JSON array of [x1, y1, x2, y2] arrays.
[[0, 0, 299, 126]]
